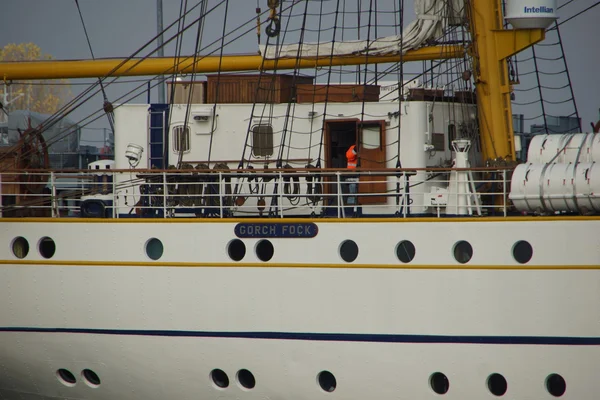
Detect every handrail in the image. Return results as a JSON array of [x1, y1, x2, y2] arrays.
[[0, 167, 514, 219]]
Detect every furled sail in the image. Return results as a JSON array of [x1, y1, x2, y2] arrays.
[[260, 0, 463, 59]]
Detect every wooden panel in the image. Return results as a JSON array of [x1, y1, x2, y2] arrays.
[[297, 84, 380, 103], [358, 122, 387, 205], [206, 74, 313, 104], [166, 81, 206, 104], [407, 88, 445, 101]]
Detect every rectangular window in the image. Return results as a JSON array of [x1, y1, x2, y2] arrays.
[[173, 125, 190, 153], [361, 125, 381, 149], [432, 133, 445, 151], [252, 124, 274, 157]]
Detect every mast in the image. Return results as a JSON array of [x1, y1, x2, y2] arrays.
[[0, 46, 462, 81], [467, 0, 545, 163]]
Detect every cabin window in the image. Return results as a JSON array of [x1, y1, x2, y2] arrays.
[[430, 372, 449, 395], [487, 373, 507, 396], [361, 125, 381, 149], [318, 371, 337, 392], [546, 374, 566, 397], [11, 237, 29, 259], [252, 124, 274, 157], [172, 125, 191, 153], [211, 369, 230, 388], [432, 133, 445, 151]]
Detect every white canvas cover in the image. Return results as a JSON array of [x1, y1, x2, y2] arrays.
[[260, 0, 464, 59]]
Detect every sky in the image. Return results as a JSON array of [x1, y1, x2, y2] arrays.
[[0, 0, 599, 146]]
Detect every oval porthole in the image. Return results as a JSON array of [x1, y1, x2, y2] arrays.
[[429, 372, 449, 394], [512, 240, 533, 264], [546, 373, 566, 397], [339, 240, 358, 262], [211, 368, 229, 388], [396, 240, 416, 263], [39, 237, 56, 259], [453, 240, 473, 264], [237, 369, 256, 389], [145, 238, 163, 260], [227, 239, 246, 261], [255, 240, 274, 262], [57, 368, 76, 386], [82, 369, 101, 387], [318, 370, 336, 392], [11, 236, 29, 259], [487, 373, 507, 396]]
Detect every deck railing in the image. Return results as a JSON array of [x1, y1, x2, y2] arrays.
[[0, 167, 514, 218]]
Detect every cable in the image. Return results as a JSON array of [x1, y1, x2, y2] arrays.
[[74, 0, 115, 133], [550, 1, 600, 29]]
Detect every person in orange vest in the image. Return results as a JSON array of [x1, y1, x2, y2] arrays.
[[345, 144, 358, 208], [346, 144, 358, 169]]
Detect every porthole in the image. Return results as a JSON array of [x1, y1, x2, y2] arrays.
[[56, 368, 76, 386], [429, 372, 449, 394], [237, 369, 256, 389], [210, 368, 229, 388], [512, 240, 533, 264], [255, 240, 274, 262], [453, 240, 473, 264], [82, 369, 101, 387], [546, 373, 566, 397], [39, 237, 56, 259], [227, 239, 246, 261], [339, 240, 358, 262], [395, 240, 416, 263], [145, 238, 163, 260], [11, 237, 29, 259], [487, 373, 507, 396], [318, 370, 336, 392]]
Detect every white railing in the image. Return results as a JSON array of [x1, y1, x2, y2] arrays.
[[0, 167, 514, 219]]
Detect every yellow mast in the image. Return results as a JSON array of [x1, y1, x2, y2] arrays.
[[467, 0, 545, 163], [0, 46, 462, 81]]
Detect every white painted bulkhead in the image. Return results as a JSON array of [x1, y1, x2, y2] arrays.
[[0, 218, 599, 399], [113, 101, 479, 215]]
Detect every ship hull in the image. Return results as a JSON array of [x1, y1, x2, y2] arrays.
[[1, 217, 599, 399]]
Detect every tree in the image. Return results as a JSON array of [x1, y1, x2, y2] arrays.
[[0, 43, 71, 115]]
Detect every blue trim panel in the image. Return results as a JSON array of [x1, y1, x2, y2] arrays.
[[0, 328, 599, 345], [149, 103, 169, 169]]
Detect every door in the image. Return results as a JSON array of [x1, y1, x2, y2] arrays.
[[324, 120, 358, 205], [358, 121, 387, 205], [323, 120, 387, 206]]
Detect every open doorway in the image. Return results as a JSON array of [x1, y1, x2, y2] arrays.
[[323, 120, 357, 208], [325, 120, 357, 169], [324, 119, 387, 206]]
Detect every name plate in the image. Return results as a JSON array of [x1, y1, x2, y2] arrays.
[[235, 222, 318, 238]]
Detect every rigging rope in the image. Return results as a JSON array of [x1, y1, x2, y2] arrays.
[[0, 0, 215, 168], [207, 0, 230, 166], [549, 1, 600, 29], [74, 0, 115, 134], [0, 0, 262, 170]]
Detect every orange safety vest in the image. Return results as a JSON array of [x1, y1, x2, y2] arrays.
[[346, 145, 357, 169]]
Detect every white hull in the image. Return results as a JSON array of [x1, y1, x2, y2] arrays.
[[1, 218, 599, 399], [2, 333, 599, 399]]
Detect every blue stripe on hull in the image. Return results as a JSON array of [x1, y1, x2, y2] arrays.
[[1, 328, 599, 345]]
